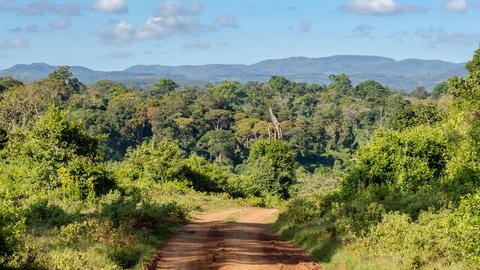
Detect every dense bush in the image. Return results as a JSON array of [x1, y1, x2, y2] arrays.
[[117, 139, 185, 183], [243, 139, 297, 198], [0, 200, 25, 266], [274, 48, 480, 269], [343, 126, 448, 193]]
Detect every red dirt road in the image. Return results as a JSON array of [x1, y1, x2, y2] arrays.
[[148, 208, 321, 270]]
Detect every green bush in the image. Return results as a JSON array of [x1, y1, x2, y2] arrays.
[[59, 220, 99, 247], [0, 200, 25, 266], [451, 189, 480, 266], [97, 191, 187, 232], [118, 139, 185, 183], [243, 139, 297, 198], [182, 154, 231, 193], [343, 126, 447, 193], [25, 198, 77, 227], [58, 156, 115, 200]]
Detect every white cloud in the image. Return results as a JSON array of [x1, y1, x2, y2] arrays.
[[157, 0, 201, 16], [136, 15, 196, 39], [91, 0, 127, 13], [298, 19, 312, 33], [443, 0, 467, 12], [0, 0, 81, 16], [96, 1, 226, 45], [1, 37, 29, 49], [96, 20, 136, 44], [49, 18, 70, 30], [343, 0, 421, 15]]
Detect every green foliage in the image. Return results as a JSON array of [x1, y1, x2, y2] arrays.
[[2, 56, 479, 270], [410, 86, 429, 99], [329, 74, 352, 93], [196, 129, 236, 164], [25, 198, 76, 227], [273, 46, 480, 269], [243, 139, 297, 198], [29, 106, 98, 159], [182, 154, 231, 193], [0, 77, 23, 93], [432, 81, 449, 99], [343, 126, 447, 192], [389, 102, 443, 130], [150, 78, 178, 96], [0, 200, 25, 266], [118, 139, 184, 183], [97, 191, 187, 232], [466, 47, 480, 73], [452, 189, 480, 265], [354, 80, 389, 101], [44, 66, 84, 104], [58, 156, 115, 200]]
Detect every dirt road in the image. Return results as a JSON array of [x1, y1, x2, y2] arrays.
[[147, 208, 321, 270]]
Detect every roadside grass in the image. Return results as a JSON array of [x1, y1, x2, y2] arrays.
[[14, 181, 262, 270]]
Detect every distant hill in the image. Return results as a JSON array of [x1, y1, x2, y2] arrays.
[[0, 55, 467, 91]]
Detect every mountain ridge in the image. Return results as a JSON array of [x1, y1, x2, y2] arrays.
[[0, 55, 467, 91]]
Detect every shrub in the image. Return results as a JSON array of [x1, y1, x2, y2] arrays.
[[58, 156, 115, 200], [97, 191, 187, 232], [243, 139, 297, 198], [0, 200, 25, 266], [342, 126, 448, 193], [59, 220, 99, 247], [117, 139, 185, 182], [451, 189, 480, 266], [182, 154, 231, 193], [25, 198, 76, 227]]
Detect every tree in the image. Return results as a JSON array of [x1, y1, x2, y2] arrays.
[[432, 82, 449, 99], [9, 107, 115, 198], [466, 46, 480, 73], [80, 80, 127, 109], [354, 80, 389, 101], [267, 76, 293, 93], [389, 103, 443, 130], [329, 74, 352, 93], [149, 78, 178, 96], [205, 109, 233, 130], [243, 139, 296, 198], [0, 84, 49, 129], [42, 66, 84, 105], [0, 77, 23, 93], [196, 81, 244, 110], [196, 130, 236, 164], [410, 86, 429, 99], [105, 93, 150, 157]]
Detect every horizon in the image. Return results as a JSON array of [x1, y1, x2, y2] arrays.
[[1, 54, 468, 72], [1, 0, 479, 70]]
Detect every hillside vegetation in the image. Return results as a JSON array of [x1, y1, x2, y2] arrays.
[[274, 49, 480, 269], [0, 49, 476, 269]]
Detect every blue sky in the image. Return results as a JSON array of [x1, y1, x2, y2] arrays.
[[0, 0, 479, 70]]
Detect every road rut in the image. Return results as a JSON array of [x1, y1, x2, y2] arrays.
[[147, 208, 321, 270]]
